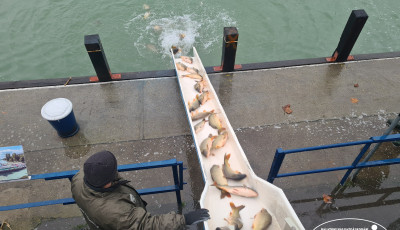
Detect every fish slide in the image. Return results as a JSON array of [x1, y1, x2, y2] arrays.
[[172, 47, 304, 230]]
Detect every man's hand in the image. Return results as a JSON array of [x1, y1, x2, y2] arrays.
[[184, 209, 210, 225]]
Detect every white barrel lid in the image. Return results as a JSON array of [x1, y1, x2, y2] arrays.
[[41, 98, 73, 121]]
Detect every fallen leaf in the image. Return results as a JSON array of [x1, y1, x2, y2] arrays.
[[282, 104, 293, 114], [351, 98, 359, 104], [354, 83, 359, 88], [323, 194, 333, 204], [1, 111, 6, 114]]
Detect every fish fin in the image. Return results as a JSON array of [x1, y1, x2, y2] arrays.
[[221, 190, 231, 199], [212, 181, 217, 186], [229, 202, 235, 209]]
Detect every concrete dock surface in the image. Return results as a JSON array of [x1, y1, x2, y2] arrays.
[[0, 57, 399, 229]]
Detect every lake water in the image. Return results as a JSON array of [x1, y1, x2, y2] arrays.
[[0, 0, 399, 82]]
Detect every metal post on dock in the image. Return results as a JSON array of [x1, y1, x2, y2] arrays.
[[326, 9, 368, 62], [215, 27, 240, 72], [267, 148, 286, 183], [84, 34, 116, 82]]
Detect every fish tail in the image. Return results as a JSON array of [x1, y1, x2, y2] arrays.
[[230, 202, 245, 211], [221, 189, 231, 199]]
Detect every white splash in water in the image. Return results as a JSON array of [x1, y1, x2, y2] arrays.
[[124, 5, 237, 59], [150, 15, 201, 56]]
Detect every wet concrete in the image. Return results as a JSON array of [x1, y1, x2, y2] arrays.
[[0, 57, 399, 229], [236, 115, 400, 229]]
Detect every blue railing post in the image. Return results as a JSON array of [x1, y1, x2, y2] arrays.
[[172, 165, 182, 204], [178, 162, 184, 190], [339, 141, 372, 185], [267, 148, 286, 183]]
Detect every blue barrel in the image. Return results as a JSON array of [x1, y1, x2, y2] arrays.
[[41, 98, 79, 138]]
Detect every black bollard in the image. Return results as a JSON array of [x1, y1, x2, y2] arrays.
[[220, 27, 239, 72], [327, 10, 368, 62], [84, 34, 112, 82]]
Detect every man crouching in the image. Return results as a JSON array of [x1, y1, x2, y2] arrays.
[[71, 150, 209, 229]]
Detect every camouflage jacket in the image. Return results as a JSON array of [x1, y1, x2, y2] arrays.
[[71, 171, 186, 230]]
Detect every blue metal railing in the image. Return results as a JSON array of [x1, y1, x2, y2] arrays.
[[267, 134, 400, 185], [0, 159, 186, 211]]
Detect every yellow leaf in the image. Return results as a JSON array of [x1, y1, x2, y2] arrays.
[[282, 104, 293, 114], [323, 194, 333, 204], [351, 98, 359, 104]]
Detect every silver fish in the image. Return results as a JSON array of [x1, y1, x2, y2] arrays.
[[222, 153, 246, 180], [216, 184, 258, 198], [224, 202, 245, 229], [194, 80, 205, 93], [188, 96, 200, 112], [200, 134, 215, 158], [181, 56, 193, 64], [252, 208, 272, 230], [212, 129, 228, 150], [146, 44, 156, 53], [209, 112, 223, 130], [211, 165, 230, 199], [143, 11, 150, 19], [171, 45, 181, 55], [210, 165, 228, 186], [187, 67, 199, 74], [194, 119, 207, 134], [153, 25, 162, 32], [198, 91, 211, 105], [216, 225, 239, 230], [182, 73, 203, 81], [191, 110, 214, 121], [176, 62, 187, 71]]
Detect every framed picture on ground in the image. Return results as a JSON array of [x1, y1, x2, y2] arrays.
[[0, 145, 28, 182]]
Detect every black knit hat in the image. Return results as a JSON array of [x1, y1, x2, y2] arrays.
[[84, 151, 118, 188]]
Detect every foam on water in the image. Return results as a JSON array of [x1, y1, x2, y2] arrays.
[[124, 4, 237, 60]]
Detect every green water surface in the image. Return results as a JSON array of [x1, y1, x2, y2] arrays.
[[0, 0, 399, 82]]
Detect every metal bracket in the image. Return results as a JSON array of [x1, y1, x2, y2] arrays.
[[89, 73, 121, 82], [326, 51, 354, 62], [213, 64, 242, 72]]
